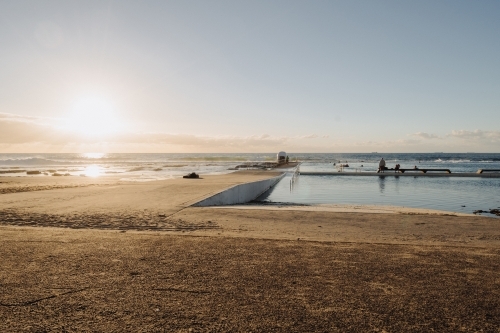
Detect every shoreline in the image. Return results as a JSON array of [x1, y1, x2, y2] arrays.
[[213, 203, 478, 217]]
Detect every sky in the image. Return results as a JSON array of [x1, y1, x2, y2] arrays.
[[1, 0, 499, 153]]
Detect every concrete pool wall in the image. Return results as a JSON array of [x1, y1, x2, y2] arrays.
[[193, 173, 286, 207], [300, 171, 500, 178]]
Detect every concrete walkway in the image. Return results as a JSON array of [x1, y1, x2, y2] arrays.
[[300, 171, 500, 177]]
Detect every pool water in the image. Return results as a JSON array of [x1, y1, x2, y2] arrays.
[[257, 173, 500, 216]]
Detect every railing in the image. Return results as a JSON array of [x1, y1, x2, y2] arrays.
[[290, 163, 301, 191]]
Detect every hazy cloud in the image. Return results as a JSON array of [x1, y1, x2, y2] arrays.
[[115, 132, 290, 147], [448, 130, 500, 142], [0, 112, 45, 123], [298, 134, 318, 139], [2, 112, 497, 153], [351, 138, 421, 147], [0, 113, 67, 144], [0, 113, 326, 149], [412, 132, 440, 140], [298, 134, 324, 139]]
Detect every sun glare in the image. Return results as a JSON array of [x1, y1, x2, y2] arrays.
[[62, 95, 123, 137], [83, 165, 101, 177]]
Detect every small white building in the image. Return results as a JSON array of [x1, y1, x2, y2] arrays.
[[277, 151, 287, 164]]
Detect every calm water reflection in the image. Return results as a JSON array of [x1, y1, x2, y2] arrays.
[[258, 174, 500, 216]]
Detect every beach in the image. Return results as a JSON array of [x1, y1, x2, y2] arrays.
[[4, 0, 500, 329], [1, 171, 500, 332]]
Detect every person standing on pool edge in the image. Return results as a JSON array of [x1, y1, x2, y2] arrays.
[[378, 157, 386, 173]]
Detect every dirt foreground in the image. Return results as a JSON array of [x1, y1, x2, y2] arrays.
[[1, 173, 500, 332]]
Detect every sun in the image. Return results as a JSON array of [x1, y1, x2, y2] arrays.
[[61, 95, 123, 137]]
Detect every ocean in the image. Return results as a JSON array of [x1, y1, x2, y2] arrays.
[[1, 153, 499, 215], [0, 153, 278, 181], [2, 152, 499, 175]]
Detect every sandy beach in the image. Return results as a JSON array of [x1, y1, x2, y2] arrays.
[[1, 171, 500, 332], [4, 0, 500, 330]]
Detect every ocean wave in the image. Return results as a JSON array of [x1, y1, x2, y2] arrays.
[[477, 158, 500, 162], [182, 156, 256, 161], [120, 175, 174, 182], [2, 153, 500, 167], [0, 157, 63, 166], [448, 159, 471, 163], [128, 167, 146, 172]]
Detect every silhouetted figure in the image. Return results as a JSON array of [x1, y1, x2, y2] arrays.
[[378, 158, 386, 173]]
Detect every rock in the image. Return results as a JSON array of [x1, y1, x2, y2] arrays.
[[183, 172, 200, 179], [489, 209, 500, 216], [52, 173, 63, 176], [26, 171, 41, 175], [0, 170, 26, 174], [473, 209, 500, 216]]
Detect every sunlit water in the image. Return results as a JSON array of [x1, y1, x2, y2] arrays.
[[0, 153, 274, 181]]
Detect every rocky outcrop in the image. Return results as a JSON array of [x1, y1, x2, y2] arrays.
[[183, 172, 200, 179], [0, 170, 26, 174]]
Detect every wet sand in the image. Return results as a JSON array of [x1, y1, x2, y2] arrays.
[[1, 172, 500, 332]]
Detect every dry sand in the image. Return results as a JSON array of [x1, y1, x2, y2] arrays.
[[1, 172, 500, 332], [0, 171, 282, 215]]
